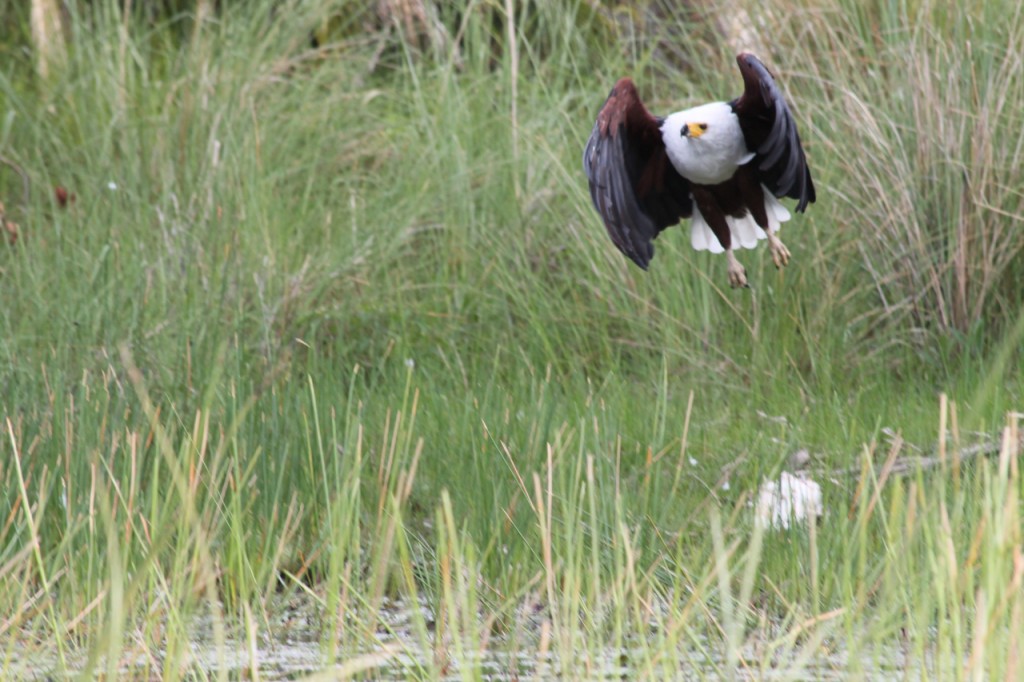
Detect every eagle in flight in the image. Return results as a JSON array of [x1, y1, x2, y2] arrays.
[[583, 53, 815, 287]]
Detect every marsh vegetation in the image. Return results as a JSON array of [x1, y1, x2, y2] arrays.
[[2, 0, 1023, 678]]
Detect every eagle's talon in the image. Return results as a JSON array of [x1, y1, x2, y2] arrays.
[[728, 271, 749, 288], [768, 234, 791, 269], [726, 251, 748, 288]]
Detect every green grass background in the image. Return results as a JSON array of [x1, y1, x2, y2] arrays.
[[1, 0, 1023, 678]]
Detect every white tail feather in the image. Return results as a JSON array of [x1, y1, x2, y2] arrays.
[[766, 192, 791, 225], [689, 210, 723, 253], [689, 185, 791, 253]]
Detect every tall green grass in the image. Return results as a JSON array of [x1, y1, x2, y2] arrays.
[[1, 0, 1022, 678]]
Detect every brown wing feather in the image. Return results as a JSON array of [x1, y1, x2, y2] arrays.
[[731, 53, 816, 212], [583, 78, 692, 269]]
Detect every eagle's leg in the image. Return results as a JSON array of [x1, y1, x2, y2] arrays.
[[692, 187, 749, 288], [736, 169, 791, 271], [766, 231, 790, 269], [726, 250, 748, 288]]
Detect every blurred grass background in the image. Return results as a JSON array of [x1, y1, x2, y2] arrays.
[[1, 0, 1023, 678]]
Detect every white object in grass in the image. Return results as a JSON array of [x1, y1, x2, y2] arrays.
[[755, 471, 822, 530]]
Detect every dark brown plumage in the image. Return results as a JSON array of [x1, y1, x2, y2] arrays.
[[732, 54, 815, 212], [583, 78, 692, 269]]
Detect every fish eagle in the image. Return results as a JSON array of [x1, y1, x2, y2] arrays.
[[583, 53, 815, 287]]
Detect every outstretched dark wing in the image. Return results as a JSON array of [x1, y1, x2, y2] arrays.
[[583, 78, 693, 269], [731, 53, 816, 212]]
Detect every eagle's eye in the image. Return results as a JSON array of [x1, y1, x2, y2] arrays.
[[698, 123, 708, 131]]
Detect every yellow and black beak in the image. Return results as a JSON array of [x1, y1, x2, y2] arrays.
[[681, 122, 708, 138]]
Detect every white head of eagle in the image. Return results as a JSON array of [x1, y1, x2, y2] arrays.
[[583, 53, 815, 288], [662, 102, 754, 186]]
